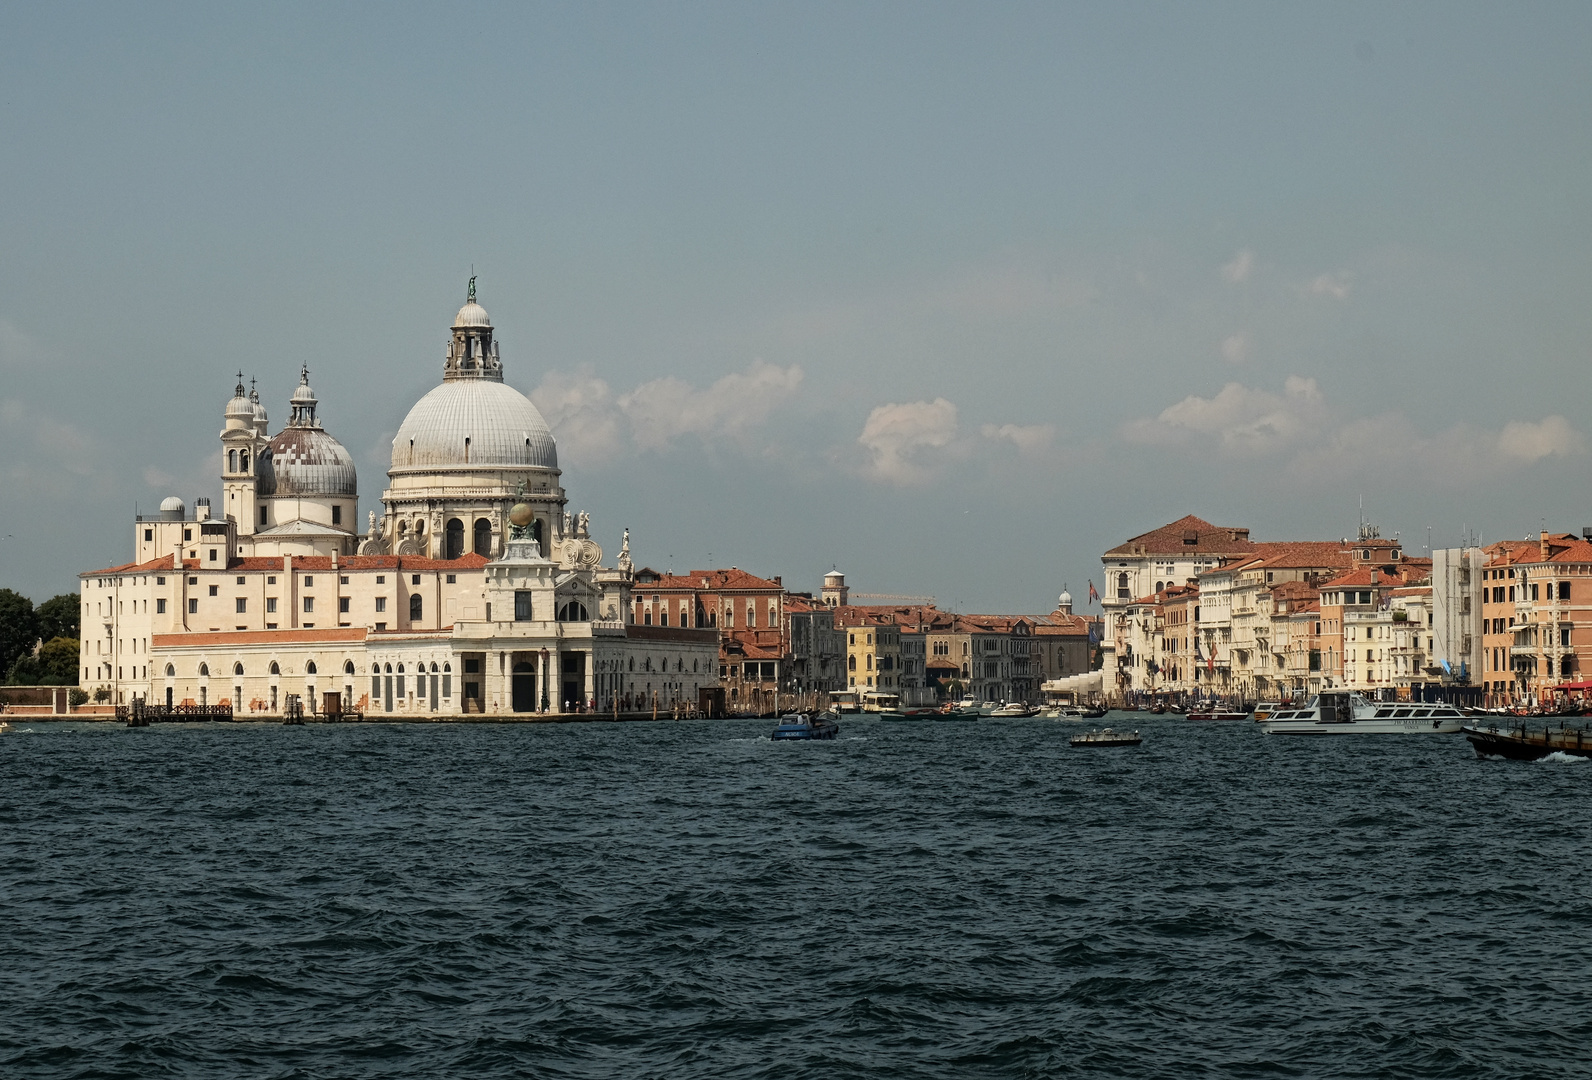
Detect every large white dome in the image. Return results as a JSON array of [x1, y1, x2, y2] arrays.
[[391, 379, 558, 471]]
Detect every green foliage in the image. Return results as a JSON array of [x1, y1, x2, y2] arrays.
[[68, 688, 88, 707], [93, 686, 111, 702], [0, 589, 39, 677], [36, 594, 80, 643], [38, 637, 80, 684]]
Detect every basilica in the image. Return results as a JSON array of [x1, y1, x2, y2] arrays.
[[80, 285, 719, 717]]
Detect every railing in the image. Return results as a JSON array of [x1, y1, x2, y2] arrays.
[[119, 703, 234, 725]]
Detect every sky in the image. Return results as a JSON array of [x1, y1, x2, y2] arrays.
[[2, 3, 1590, 612]]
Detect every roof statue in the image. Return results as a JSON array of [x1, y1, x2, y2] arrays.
[[468, 274, 476, 303]]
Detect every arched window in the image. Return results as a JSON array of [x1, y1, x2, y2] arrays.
[[628, 657, 634, 671], [344, 660, 355, 675], [165, 663, 175, 677], [558, 601, 588, 621], [848, 655, 856, 671], [442, 662, 450, 672], [384, 663, 392, 673], [233, 662, 244, 676], [396, 663, 404, 673], [1117, 572, 1129, 599], [228, 449, 238, 472], [269, 661, 280, 675], [240, 450, 248, 472], [473, 518, 492, 557], [306, 661, 317, 675], [410, 594, 422, 620], [198, 663, 209, 677], [445, 518, 465, 560]]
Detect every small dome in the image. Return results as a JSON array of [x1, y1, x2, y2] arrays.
[[160, 496, 185, 512], [259, 427, 357, 498], [1059, 588, 1073, 605], [291, 382, 317, 405], [225, 393, 252, 421], [392, 379, 557, 472], [454, 301, 491, 328]]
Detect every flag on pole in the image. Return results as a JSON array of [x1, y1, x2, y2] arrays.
[[1088, 580, 1099, 606]]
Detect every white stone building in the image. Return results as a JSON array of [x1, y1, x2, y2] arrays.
[[80, 284, 718, 717]]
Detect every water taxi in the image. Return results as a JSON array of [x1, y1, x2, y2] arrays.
[[989, 702, 1039, 718], [1260, 692, 1465, 735]]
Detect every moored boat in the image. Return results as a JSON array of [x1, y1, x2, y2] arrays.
[[1071, 727, 1141, 748], [1261, 691, 1465, 735], [1188, 708, 1250, 722], [771, 712, 840, 740], [1464, 722, 1592, 760]]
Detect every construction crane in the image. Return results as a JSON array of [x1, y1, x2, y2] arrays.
[[852, 592, 936, 606]]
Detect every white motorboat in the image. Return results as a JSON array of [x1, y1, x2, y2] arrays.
[[1260, 691, 1465, 735]]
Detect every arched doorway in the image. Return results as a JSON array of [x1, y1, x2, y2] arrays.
[[512, 661, 536, 712], [445, 518, 465, 559], [473, 518, 493, 557]]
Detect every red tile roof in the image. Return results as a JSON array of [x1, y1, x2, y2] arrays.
[[1104, 515, 1257, 556]]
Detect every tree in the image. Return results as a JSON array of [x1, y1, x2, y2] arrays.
[[36, 594, 80, 643], [0, 589, 38, 678], [38, 637, 80, 685]]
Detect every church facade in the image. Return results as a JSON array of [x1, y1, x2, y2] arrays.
[[79, 285, 718, 717]]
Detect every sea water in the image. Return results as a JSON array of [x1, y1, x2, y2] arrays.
[[3, 716, 1590, 1078]]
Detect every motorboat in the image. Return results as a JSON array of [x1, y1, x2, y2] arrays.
[[1071, 728, 1141, 748], [989, 702, 1039, 718], [1188, 706, 1250, 721], [771, 712, 840, 740], [1260, 692, 1465, 735]]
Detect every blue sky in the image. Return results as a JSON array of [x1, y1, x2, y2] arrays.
[[2, 3, 1589, 610]]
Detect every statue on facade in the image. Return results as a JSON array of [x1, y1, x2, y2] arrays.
[[562, 510, 572, 539], [577, 511, 589, 538], [617, 527, 633, 573]]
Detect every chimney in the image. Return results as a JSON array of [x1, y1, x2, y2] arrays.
[[1369, 569, 1378, 585], [332, 550, 339, 570], [1541, 530, 1550, 562]]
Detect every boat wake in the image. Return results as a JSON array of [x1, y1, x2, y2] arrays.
[[1538, 751, 1589, 765]]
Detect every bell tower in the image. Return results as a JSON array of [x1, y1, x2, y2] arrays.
[[220, 373, 267, 535]]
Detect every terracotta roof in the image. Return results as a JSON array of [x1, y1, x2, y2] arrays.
[[1269, 580, 1320, 602], [1103, 515, 1257, 556], [1319, 565, 1425, 591], [1248, 542, 1354, 569], [82, 555, 180, 577], [639, 568, 784, 592], [1030, 613, 1093, 635]]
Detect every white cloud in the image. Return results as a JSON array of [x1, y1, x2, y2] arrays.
[[858, 398, 959, 485], [1121, 376, 1321, 454], [1124, 379, 1586, 487], [1222, 249, 1254, 284], [1309, 272, 1353, 300], [1220, 331, 1251, 365], [531, 360, 804, 460], [1497, 415, 1585, 462], [530, 367, 624, 464], [619, 360, 803, 452], [981, 422, 1055, 454]]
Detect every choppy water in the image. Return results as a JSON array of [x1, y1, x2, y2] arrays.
[[3, 715, 1590, 1079]]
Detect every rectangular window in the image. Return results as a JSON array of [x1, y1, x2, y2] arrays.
[[184, 529, 192, 541], [412, 574, 421, 585], [332, 504, 342, 525], [267, 575, 276, 585], [144, 528, 153, 541], [376, 597, 386, 612], [303, 576, 313, 587], [376, 575, 386, 584], [515, 591, 532, 621], [446, 574, 456, 584], [156, 598, 167, 614], [465, 658, 480, 674], [188, 598, 198, 614], [209, 549, 217, 562], [236, 576, 245, 585], [209, 585, 218, 596], [1531, 583, 1540, 601], [156, 576, 166, 586], [235, 598, 247, 613], [1560, 582, 1572, 601], [266, 597, 277, 613], [340, 576, 349, 585], [260, 507, 267, 525], [303, 597, 314, 613], [442, 673, 451, 698], [339, 597, 350, 613]]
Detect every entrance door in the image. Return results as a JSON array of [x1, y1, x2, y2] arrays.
[[165, 685, 173, 708], [560, 651, 585, 712], [512, 662, 536, 712]]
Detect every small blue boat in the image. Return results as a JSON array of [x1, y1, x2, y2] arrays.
[[771, 712, 840, 741]]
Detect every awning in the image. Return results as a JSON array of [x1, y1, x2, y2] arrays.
[[1551, 681, 1592, 691]]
